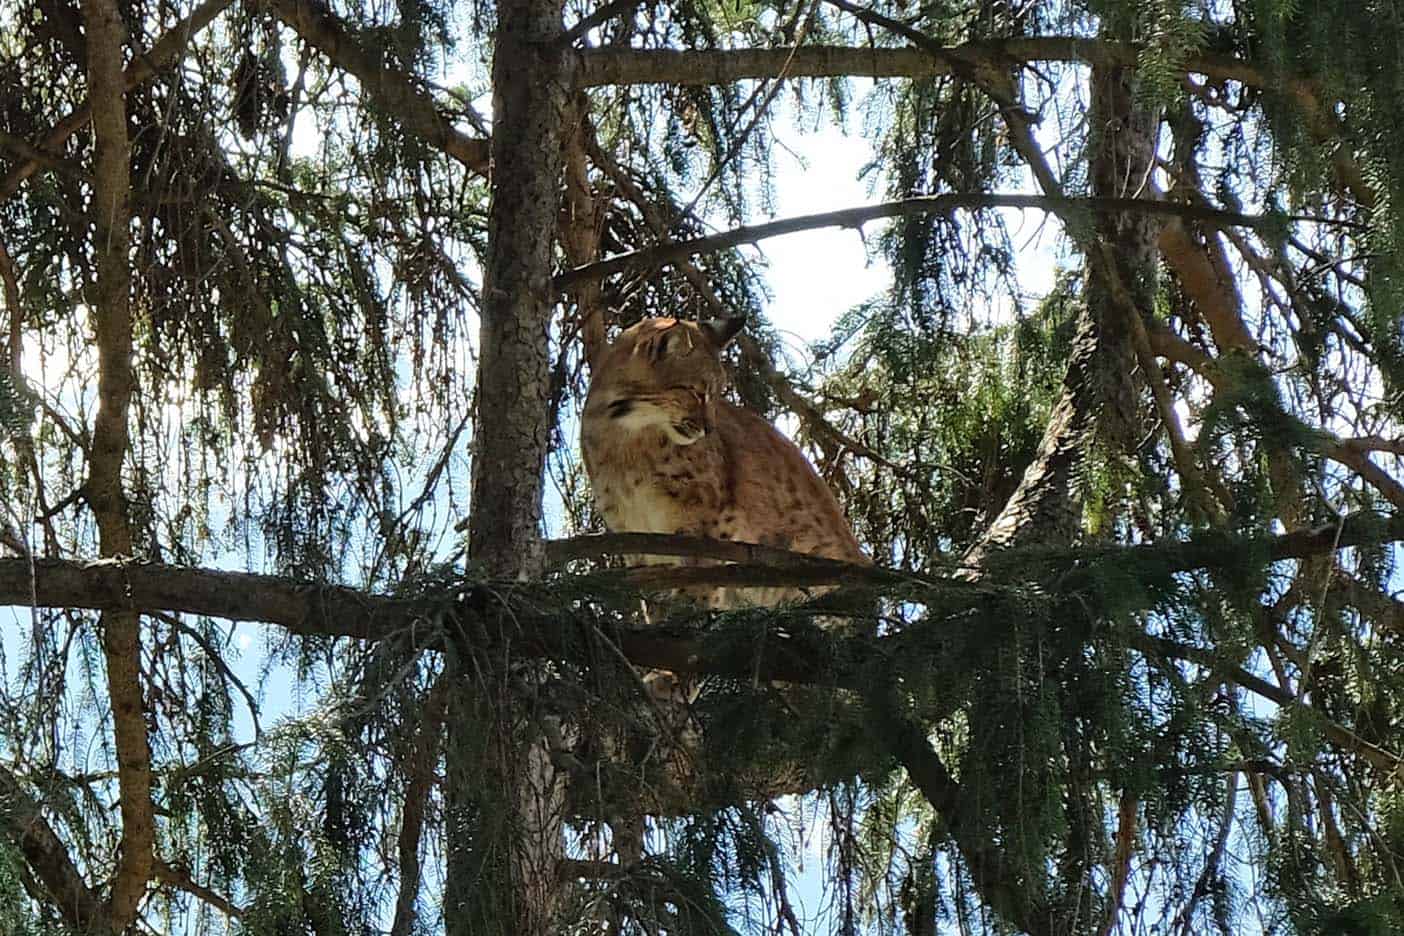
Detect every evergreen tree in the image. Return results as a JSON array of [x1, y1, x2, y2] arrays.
[[1, 0, 1403, 932]]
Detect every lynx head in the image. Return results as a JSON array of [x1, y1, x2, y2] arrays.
[[585, 316, 745, 445]]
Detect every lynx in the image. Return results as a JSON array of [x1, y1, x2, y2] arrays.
[[581, 315, 868, 612]]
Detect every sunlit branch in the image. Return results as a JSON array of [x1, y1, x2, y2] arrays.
[[1159, 217, 1258, 354], [554, 194, 1295, 290]]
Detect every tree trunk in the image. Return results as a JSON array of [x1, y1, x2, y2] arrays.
[[82, 0, 157, 928], [965, 50, 1153, 563], [465, 0, 569, 582], [447, 0, 570, 931]]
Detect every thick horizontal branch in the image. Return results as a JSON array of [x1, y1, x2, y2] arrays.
[[5, 514, 1400, 627], [0, 556, 866, 686], [1, 515, 1400, 677], [554, 193, 1309, 290]]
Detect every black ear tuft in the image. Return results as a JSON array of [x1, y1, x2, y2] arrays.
[[700, 315, 746, 348]]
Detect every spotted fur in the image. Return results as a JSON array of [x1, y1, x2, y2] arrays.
[[581, 316, 869, 610]]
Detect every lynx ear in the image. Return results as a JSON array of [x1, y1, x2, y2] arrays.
[[700, 315, 746, 348]]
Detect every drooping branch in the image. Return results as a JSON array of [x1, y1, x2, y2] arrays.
[[0, 0, 236, 202], [263, 0, 490, 174], [554, 193, 1293, 290]]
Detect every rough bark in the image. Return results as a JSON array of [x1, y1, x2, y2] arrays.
[[466, 0, 569, 582], [82, 0, 156, 925], [963, 61, 1154, 562], [450, 0, 570, 930]]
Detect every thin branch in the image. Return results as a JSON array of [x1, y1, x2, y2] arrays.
[[390, 679, 448, 936], [554, 193, 1309, 290], [1169, 770, 1236, 935], [557, 0, 642, 47], [155, 612, 262, 738], [264, 0, 490, 174], [1100, 791, 1137, 936], [0, 237, 20, 374], [1125, 292, 1230, 520], [559, 103, 608, 367], [1134, 633, 1402, 772], [153, 860, 246, 919]]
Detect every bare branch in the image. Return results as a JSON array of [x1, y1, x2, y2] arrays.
[[557, 0, 642, 48], [575, 38, 1342, 103], [555, 193, 1293, 290], [153, 860, 246, 919]]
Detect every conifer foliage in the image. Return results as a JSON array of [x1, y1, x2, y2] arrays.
[[2, 0, 1404, 932]]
